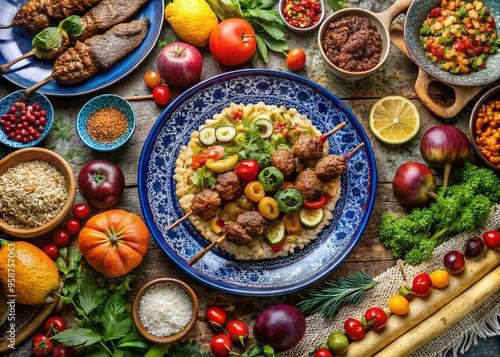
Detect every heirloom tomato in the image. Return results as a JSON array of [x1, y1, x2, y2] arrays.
[[78, 210, 149, 278], [209, 18, 256, 66]]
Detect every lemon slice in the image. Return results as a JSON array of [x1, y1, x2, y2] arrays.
[[369, 96, 420, 144]]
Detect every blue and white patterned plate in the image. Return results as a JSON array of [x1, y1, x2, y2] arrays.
[[138, 69, 377, 297]]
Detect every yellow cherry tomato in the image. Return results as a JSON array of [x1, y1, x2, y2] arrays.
[[244, 181, 265, 202], [205, 154, 239, 173], [282, 212, 302, 234], [258, 197, 280, 220], [430, 269, 450, 288], [388, 294, 410, 315]]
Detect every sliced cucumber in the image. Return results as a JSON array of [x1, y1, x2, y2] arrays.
[[255, 118, 274, 139], [215, 125, 237, 142], [264, 220, 286, 245], [299, 208, 324, 229], [199, 126, 216, 146]]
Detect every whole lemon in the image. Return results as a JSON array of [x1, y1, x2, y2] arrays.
[[164, 0, 218, 47], [0, 241, 59, 305]]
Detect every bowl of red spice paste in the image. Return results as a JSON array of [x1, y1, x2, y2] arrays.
[[77, 94, 136, 152], [279, 0, 325, 33]]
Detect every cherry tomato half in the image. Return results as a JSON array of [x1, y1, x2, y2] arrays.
[[235, 159, 259, 181], [32, 334, 54, 356], [152, 85, 171, 105], [315, 348, 333, 357], [65, 217, 81, 236], [286, 48, 306, 71], [44, 316, 68, 337], [206, 306, 227, 328], [52, 229, 70, 246], [226, 319, 249, 345], [143, 69, 163, 89], [72, 203, 91, 220], [344, 318, 365, 340], [483, 230, 500, 249], [191, 146, 225, 169], [412, 273, 433, 297], [43, 243, 59, 260], [210, 334, 232, 356], [363, 307, 388, 331]]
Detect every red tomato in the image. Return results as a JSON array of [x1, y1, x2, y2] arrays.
[[44, 316, 67, 337], [210, 334, 232, 356], [363, 307, 388, 331], [206, 306, 227, 328], [43, 243, 59, 260], [72, 203, 91, 220], [143, 70, 163, 89], [344, 318, 365, 340], [226, 319, 249, 345], [209, 18, 257, 66], [32, 334, 53, 356], [65, 218, 81, 236], [153, 85, 171, 105], [315, 348, 333, 357], [52, 229, 70, 246], [483, 230, 500, 249], [412, 273, 433, 297], [52, 344, 74, 357], [191, 146, 225, 169], [286, 48, 306, 71], [303, 195, 328, 210], [235, 159, 259, 181]]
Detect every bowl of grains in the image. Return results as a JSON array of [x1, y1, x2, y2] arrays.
[[132, 278, 199, 343], [77, 94, 135, 152], [0, 147, 76, 238]]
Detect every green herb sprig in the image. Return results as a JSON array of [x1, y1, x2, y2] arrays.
[[296, 271, 377, 318]]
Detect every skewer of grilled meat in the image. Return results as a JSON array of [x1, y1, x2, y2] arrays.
[[1, 0, 150, 74], [292, 122, 347, 161], [314, 142, 365, 181], [166, 189, 221, 230], [19, 17, 150, 102], [1, 0, 101, 34]]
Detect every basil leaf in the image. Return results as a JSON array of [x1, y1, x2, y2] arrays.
[[59, 15, 84, 37], [32, 27, 63, 58]]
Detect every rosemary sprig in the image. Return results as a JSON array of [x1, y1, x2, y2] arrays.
[[296, 271, 377, 318]]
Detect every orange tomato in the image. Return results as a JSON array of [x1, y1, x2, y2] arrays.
[[286, 48, 306, 71], [429, 269, 450, 288], [388, 294, 410, 315], [78, 210, 149, 278]]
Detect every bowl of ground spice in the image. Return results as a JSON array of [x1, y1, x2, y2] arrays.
[[132, 278, 199, 343], [77, 94, 135, 152]]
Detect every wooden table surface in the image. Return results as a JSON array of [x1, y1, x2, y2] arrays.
[[1, 0, 499, 355]]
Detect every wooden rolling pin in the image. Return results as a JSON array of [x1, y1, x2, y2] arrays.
[[343, 249, 500, 357]]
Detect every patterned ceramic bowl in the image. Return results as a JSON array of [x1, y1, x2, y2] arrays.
[[0, 90, 54, 149], [77, 94, 135, 152], [279, 0, 326, 34]]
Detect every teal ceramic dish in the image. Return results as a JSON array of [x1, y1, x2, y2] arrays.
[[77, 94, 135, 152], [0, 90, 53, 149]]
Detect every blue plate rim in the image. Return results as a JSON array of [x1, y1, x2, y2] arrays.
[[138, 69, 378, 296]]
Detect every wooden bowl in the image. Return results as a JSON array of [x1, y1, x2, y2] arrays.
[[132, 278, 198, 344], [0, 148, 76, 238]]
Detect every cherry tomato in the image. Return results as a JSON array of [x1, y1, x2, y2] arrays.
[[44, 316, 67, 337], [286, 48, 306, 71], [210, 334, 232, 356], [363, 307, 388, 331], [209, 18, 257, 66], [43, 243, 59, 260], [32, 334, 53, 356], [65, 218, 81, 236], [52, 344, 74, 357], [52, 229, 70, 247], [483, 230, 500, 249], [443, 250, 466, 275], [412, 273, 433, 297], [191, 146, 225, 169], [143, 69, 163, 89], [226, 319, 249, 345], [206, 306, 227, 328], [152, 85, 171, 105], [72, 203, 91, 220], [315, 347, 333, 357], [344, 318, 365, 340], [388, 294, 409, 315], [235, 159, 259, 181], [430, 269, 450, 288]]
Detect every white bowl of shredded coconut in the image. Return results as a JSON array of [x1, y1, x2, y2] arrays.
[[0, 147, 76, 238], [132, 278, 198, 343]]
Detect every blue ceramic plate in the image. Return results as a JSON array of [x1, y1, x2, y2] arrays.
[[138, 70, 377, 297], [0, 0, 164, 96]]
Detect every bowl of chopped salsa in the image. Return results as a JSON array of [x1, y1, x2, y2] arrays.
[[279, 0, 325, 33]]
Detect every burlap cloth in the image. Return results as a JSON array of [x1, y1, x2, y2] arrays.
[[282, 205, 500, 357]]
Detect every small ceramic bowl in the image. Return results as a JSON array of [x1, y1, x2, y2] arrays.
[[0, 147, 76, 238], [0, 90, 54, 149], [132, 278, 198, 344], [469, 85, 500, 171], [279, 0, 325, 34], [317, 8, 390, 80], [77, 94, 135, 152]]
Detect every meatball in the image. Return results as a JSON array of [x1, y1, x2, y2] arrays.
[[294, 169, 322, 201], [271, 149, 296, 177], [223, 221, 252, 246], [191, 189, 221, 220], [292, 134, 324, 161], [315, 155, 347, 181], [215, 171, 242, 201], [237, 211, 266, 237]]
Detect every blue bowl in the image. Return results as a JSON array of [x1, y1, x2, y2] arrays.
[[0, 90, 54, 149], [77, 94, 135, 152]]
